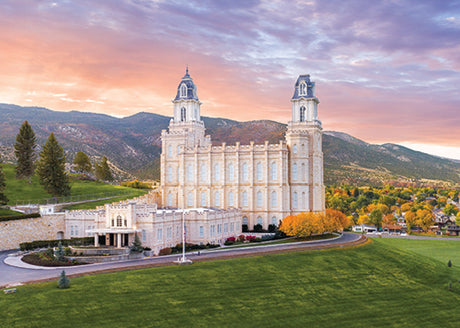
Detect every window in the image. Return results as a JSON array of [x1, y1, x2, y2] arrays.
[[293, 192, 298, 208], [142, 230, 146, 242], [214, 164, 220, 182], [168, 193, 173, 206], [181, 107, 186, 121], [228, 191, 234, 207], [200, 226, 204, 237], [242, 163, 248, 181], [167, 166, 173, 182], [180, 84, 187, 97], [70, 225, 74, 236], [230, 222, 234, 232], [210, 225, 215, 237], [167, 227, 172, 238], [256, 162, 262, 180], [111, 219, 114, 227], [242, 191, 248, 207], [257, 191, 262, 207], [302, 163, 306, 181], [293, 163, 298, 180], [124, 219, 127, 227], [257, 217, 263, 225], [293, 144, 298, 153], [177, 145, 181, 155], [271, 162, 277, 180], [300, 106, 306, 122], [200, 164, 207, 182], [187, 164, 193, 181], [187, 192, 193, 207], [217, 224, 222, 234], [224, 223, 228, 233], [228, 163, 234, 181], [117, 215, 122, 227], [214, 192, 221, 207], [271, 191, 277, 208], [157, 228, 163, 239], [302, 192, 306, 209], [75, 226, 78, 236], [201, 192, 207, 207], [242, 217, 248, 225], [299, 82, 307, 95], [167, 145, 172, 157], [272, 217, 277, 226]]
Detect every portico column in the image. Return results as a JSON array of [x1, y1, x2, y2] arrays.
[[117, 233, 122, 248], [94, 233, 99, 247]]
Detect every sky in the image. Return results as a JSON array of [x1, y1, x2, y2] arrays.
[[0, 0, 459, 159]]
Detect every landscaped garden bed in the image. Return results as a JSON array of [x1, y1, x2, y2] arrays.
[[22, 250, 87, 267]]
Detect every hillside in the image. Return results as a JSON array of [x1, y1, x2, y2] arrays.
[[1, 104, 459, 187]]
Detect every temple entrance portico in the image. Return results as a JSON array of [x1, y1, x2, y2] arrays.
[[89, 229, 137, 248]]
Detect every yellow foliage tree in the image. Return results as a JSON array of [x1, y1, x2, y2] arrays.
[[401, 203, 413, 213], [357, 214, 369, 225]]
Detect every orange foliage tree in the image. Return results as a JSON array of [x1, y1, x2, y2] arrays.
[[280, 210, 350, 237]]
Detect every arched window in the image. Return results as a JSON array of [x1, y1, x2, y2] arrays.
[[256, 162, 262, 180], [302, 191, 306, 209], [257, 191, 262, 207], [177, 145, 181, 155], [271, 191, 277, 208], [167, 193, 173, 206], [293, 144, 298, 153], [228, 163, 234, 181], [187, 164, 193, 181], [187, 192, 193, 207], [181, 107, 186, 121], [180, 84, 187, 97], [200, 164, 206, 182], [271, 162, 277, 181], [301, 163, 306, 181], [257, 217, 263, 225], [242, 191, 248, 206], [167, 145, 172, 157], [300, 106, 306, 122], [228, 191, 234, 207], [272, 216, 277, 226], [214, 164, 220, 182], [299, 82, 307, 95], [293, 163, 298, 180], [167, 166, 173, 182], [201, 192, 206, 207], [117, 215, 122, 227], [293, 192, 298, 208], [242, 216, 248, 225], [242, 163, 248, 181], [214, 192, 220, 207]]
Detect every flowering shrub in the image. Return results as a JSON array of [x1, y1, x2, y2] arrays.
[[237, 235, 246, 243], [245, 235, 256, 242]]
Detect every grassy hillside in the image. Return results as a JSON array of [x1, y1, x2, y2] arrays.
[[2, 164, 145, 205], [0, 240, 459, 327]]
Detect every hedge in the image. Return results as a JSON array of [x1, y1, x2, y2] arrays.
[[20, 237, 93, 251], [0, 213, 41, 222]]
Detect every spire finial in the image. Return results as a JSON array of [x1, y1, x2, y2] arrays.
[[186, 65, 189, 75]]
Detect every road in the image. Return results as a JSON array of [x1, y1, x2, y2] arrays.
[[0, 232, 364, 288]]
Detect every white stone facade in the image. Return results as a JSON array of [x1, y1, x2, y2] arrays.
[[161, 71, 325, 230]]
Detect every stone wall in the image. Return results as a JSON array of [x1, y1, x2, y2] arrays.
[[0, 214, 65, 251]]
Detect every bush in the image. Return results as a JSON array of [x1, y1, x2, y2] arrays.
[[158, 247, 172, 256], [20, 237, 93, 251], [224, 237, 236, 245], [268, 224, 277, 233], [237, 235, 246, 243], [253, 224, 263, 232], [143, 247, 152, 251], [58, 270, 70, 289], [0, 213, 40, 222], [242, 224, 248, 232], [121, 180, 152, 189], [246, 235, 256, 242]]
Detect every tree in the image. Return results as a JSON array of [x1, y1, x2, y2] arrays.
[[95, 156, 113, 181], [369, 208, 383, 229], [130, 232, 144, 253], [36, 133, 71, 197], [443, 204, 459, 216], [73, 151, 92, 173], [54, 241, 65, 262], [58, 270, 70, 289], [404, 211, 417, 232], [14, 120, 37, 184], [0, 157, 8, 205]]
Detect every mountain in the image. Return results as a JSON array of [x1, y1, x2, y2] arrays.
[[1, 104, 459, 187]]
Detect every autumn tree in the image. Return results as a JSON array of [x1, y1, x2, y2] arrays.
[[36, 133, 71, 197], [404, 211, 416, 232], [0, 157, 8, 205], [73, 151, 92, 174], [95, 156, 113, 181], [443, 204, 459, 216], [369, 208, 383, 229], [415, 209, 434, 231], [14, 120, 37, 184]]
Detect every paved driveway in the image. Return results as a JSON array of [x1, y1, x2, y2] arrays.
[[0, 232, 363, 288]]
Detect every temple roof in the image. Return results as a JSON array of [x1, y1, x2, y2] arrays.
[[292, 74, 315, 99], [174, 67, 199, 101]]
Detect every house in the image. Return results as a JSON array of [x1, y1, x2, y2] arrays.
[[352, 224, 377, 233]]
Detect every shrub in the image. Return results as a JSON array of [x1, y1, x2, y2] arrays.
[[268, 224, 276, 233], [58, 270, 70, 289], [242, 224, 248, 232], [448, 260, 452, 267], [54, 241, 65, 262], [121, 180, 152, 189], [249, 237, 262, 243], [143, 247, 152, 251], [129, 232, 144, 253], [224, 237, 236, 245], [0, 213, 40, 222], [237, 235, 245, 243], [158, 247, 172, 256], [20, 237, 93, 251], [246, 235, 256, 242], [253, 224, 263, 232]]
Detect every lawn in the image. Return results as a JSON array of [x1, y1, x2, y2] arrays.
[[0, 208, 22, 216], [1, 240, 459, 327], [2, 164, 146, 205], [373, 237, 460, 268]]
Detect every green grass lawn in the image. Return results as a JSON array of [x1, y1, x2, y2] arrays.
[[0, 208, 22, 216], [373, 237, 460, 268], [2, 164, 146, 205], [1, 240, 459, 327]]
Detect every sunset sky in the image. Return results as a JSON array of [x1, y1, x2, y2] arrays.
[[1, 0, 459, 159]]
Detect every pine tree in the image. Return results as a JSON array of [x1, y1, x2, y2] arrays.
[[36, 133, 71, 197], [95, 156, 113, 181], [0, 157, 8, 205], [14, 120, 37, 184], [73, 151, 92, 173], [58, 270, 70, 289], [130, 232, 144, 253], [54, 241, 65, 262]]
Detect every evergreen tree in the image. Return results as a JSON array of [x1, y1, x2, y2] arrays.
[[73, 151, 92, 173], [130, 232, 144, 253], [54, 241, 65, 262], [36, 133, 71, 197], [58, 270, 70, 289], [0, 157, 8, 205], [14, 120, 37, 184], [95, 156, 113, 181]]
